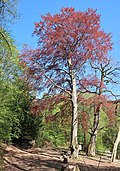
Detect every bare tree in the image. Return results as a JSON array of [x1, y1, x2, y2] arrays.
[[80, 59, 120, 156]]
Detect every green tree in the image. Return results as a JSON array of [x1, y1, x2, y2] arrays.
[[0, 30, 20, 142], [0, 0, 19, 55], [0, 30, 32, 144]]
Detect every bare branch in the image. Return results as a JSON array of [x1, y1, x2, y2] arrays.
[[90, 62, 100, 71], [39, 67, 72, 96], [0, 29, 12, 55], [102, 89, 120, 98]]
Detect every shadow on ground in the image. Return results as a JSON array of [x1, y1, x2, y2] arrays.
[[1, 145, 120, 171]]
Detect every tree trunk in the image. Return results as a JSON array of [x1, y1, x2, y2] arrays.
[[87, 106, 100, 156], [87, 68, 104, 156], [70, 73, 79, 159], [83, 130, 87, 152], [68, 59, 79, 159], [111, 126, 120, 162], [87, 134, 96, 156]]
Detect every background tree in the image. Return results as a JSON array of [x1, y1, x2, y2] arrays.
[[111, 100, 120, 162], [79, 58, 120, 156], [0, 0, 19, 27], [0, 0, 19, 54], [0, 30, 20, 142], [20, 7, 112, 158], [0, 28, 19, 76], [0, 29, 40, 146]]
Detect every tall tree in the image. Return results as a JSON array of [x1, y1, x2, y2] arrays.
[[80, 59, 120, 156], [20, 8, 112, 158], [0, 30, 20, 143], [0, 30, 37, 144]]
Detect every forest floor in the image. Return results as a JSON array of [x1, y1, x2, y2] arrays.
[[0, 144, 120, 171]]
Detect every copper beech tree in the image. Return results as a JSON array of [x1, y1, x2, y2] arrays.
[[20, 8, 112, 158]]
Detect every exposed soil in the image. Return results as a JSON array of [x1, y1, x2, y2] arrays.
[[0, 144, 120, 171]]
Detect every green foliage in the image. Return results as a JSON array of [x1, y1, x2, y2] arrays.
[[0, 78, 28, 143], [102, 126, 118, 151], [15, 113, 42, 147], [0, 30, 20, 143], [36, 122, 69, 147], [0, 6, 42, 149], [35, 99, 72, 148], [95, 110, 109, 151], [0, 29, 37, 145]]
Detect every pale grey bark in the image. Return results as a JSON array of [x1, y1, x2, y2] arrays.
[[111, 126, 120, 162], [68, 58, 79, 159], [71, 72, 78, 146]]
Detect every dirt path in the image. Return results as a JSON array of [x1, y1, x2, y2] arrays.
[[0, 145, 120, 171]]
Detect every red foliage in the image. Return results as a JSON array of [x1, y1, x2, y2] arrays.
[[19, 7, 112, 94], [34, 8, 112, 62], [78, 94, 116, 125], [30, 93, 68, 116], [19, 8, 114, 130], [81, 111, 89, 131], [80, 75, 103, 90]]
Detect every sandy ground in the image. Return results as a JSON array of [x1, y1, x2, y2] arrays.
[[0, 145, 120, 171]]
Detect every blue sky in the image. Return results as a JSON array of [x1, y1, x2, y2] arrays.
[[12, 0, 120, 58]]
